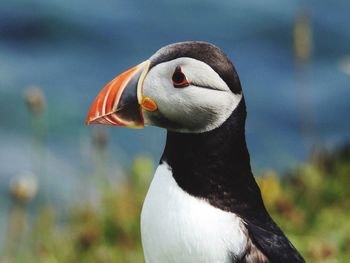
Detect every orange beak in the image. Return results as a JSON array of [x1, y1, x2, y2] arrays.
[[86, 60, 150, 128]]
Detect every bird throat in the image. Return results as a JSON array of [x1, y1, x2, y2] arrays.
[[160, 100, 261, 214]]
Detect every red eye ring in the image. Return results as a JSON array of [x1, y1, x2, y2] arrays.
[[172, 66, 189, 88]]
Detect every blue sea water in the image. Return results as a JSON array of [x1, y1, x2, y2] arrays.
[[0, 0, 349, 215]]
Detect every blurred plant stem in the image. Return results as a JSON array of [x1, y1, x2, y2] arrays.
[[293, 9, 319, 150], [2, 204, 27, 262], [24, 86, 50, 204], [294, 9, 312, 65], [2, 173, 38, 262], [1, 86, 49, 261], [87, 127, 110, 203]]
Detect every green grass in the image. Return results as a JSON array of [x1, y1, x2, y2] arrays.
[[2, 145, 350, 262]]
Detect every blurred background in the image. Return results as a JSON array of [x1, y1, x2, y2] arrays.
[[0, 0, 349, 262]]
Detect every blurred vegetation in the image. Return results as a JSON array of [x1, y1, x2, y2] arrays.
[[1, 145, 350, 263], [258, 145, 350, 263]]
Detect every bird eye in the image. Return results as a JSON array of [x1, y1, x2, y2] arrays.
[[172, 66, 189, 88]]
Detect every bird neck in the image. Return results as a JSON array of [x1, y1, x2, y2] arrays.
[[160, 100, 263, 212]]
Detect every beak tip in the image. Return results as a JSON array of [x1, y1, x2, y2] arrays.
[[85, 116, 92, 125]]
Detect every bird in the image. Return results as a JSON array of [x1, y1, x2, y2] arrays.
[[86, 41, 305, 263]]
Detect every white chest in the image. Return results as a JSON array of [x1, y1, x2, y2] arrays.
[[140, 163, 248, 263]]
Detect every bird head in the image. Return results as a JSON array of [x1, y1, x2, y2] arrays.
[[86, 42, 243, 133]]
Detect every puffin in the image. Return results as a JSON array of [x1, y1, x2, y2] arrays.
[[86, 41, 305, 263]]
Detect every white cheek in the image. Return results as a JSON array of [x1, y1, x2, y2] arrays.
[[146, 87, 242, 132], [142, 58, 242, 133], [163, 87, 237, 120], [174, 88, 242, 132]]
